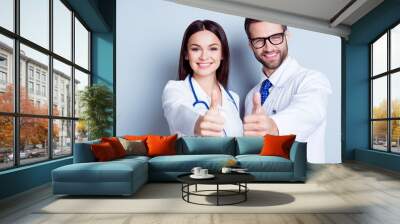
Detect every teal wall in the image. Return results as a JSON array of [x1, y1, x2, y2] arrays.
[[344, 0, 400, 171], [0, 158, 72, 199], [0, 0, 115, 200]]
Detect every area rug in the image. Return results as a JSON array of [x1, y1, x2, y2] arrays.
[[37, 183, 362, 214]]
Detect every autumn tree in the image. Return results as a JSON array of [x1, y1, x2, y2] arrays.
[[372, 99, 400, 144], [0, 84, 60, 152]]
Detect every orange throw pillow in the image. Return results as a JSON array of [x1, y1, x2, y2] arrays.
[[124, 135, 148, 141], [146, 135, 177, 157], [101, 137, 127, 158], [259, 134, 296, 159], [91, 142, 117, 161]]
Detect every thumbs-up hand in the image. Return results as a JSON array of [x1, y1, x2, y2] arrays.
[[252, 92, 264, 115], [194, 89, 225, 136], [244, 92, 279, 136]]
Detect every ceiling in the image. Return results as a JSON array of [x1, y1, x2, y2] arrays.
[[168, 0, 384, 38]]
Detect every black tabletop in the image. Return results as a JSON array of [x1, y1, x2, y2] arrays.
[[177, 172, 255, 185]]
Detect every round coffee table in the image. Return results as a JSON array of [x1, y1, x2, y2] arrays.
[[177, 172, 255, 206]]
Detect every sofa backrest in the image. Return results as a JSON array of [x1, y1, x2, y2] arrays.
[[235, 136, 264, 155], [177, 136, 236, 155], [73, 139, 100, 163]]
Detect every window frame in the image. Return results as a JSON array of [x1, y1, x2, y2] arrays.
[[370, 20, 400, 154], [0, 0, 92, 171]]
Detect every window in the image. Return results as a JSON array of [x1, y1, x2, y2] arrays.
[[0, 0, 91, 170], [28, 81, 34, 94], [371, 23, 400, 154], [0, 0, 14, 32], [0, 34, 13, 113], [0, 71, 6, 85], [0, 55, 7, 67], [35, 70, 40, 81], [42, 85, 46, 97], [35, 83, 40, 95], [75, 18, 89, 70], [28, 67, 34, 80], [0, 54, 8, 86]]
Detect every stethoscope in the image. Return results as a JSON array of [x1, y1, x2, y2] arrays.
[[188, 75, 239, 136]]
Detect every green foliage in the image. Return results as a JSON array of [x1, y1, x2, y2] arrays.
[[79, 84, 113, 140]]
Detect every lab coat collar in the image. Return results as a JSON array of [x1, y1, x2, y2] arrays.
[[185, 75, 231, 107], [261, 56, 299, 88]]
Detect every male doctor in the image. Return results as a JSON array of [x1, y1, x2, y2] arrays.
[[243, 18, 332, 163]]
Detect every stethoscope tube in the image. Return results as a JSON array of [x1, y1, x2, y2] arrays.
[[188, 75, 238, 136]]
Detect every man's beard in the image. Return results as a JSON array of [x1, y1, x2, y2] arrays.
[[255, 45, 288, 71]]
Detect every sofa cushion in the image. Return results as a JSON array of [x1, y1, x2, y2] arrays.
[[52, 158, 148, 183], [260, 134, 296, 159], [118, 138, 147, 156], [91, 142, 118, 161], [236, 136, 263, 155], [178, 137, 235, 155], [146, 135, 177, 157], [101, 137, 127, 158], [236, 155, 293, 172], [148, 154, 235, 172]]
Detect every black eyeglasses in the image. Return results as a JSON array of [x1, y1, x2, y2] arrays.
[[249, 32, 285, 49]]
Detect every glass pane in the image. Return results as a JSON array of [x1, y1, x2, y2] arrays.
[[75, 120, 88, 143], [53, 0, 72, 60], [0, 116, 13, 170], [392, 24, 400, 70], [20, 117, 49, 165], [74, 69, 89, 118], [0, 0, 14, 31], [391, 72, 400, 118], [372, 121, 388, 151], [53, 119, 72, 157], [53, 59, 72, 117], [0, 34, 14, 112], [74, 17, 89, 70], [20, 0, 49, 49], [372, 77, 387, 119], [372, 33, 387, 76], [391, 120, 400, 153], [20, 44, 49, 115]]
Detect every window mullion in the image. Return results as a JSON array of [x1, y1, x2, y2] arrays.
[[71, 10, 76, 155], [388, 29, 391, 152], [13, 0, 20, 167], [49, 0, 54, 160]]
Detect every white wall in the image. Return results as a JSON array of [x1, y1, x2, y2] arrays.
[[116, 0, 341, 163]]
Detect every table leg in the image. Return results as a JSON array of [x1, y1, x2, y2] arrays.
[[195, 184, 197, 192], [217, 184, 219, 206], [245, 183, 247, 201]]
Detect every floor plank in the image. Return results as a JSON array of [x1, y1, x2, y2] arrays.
[[1, 161, 400, 224]]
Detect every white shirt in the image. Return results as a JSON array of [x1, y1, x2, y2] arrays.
[[162, 75, 243, 137], [245, 56, 332, 163]]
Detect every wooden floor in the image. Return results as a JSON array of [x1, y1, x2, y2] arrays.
[[1, 162, 400, 224]]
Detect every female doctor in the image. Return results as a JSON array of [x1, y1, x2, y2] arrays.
[[162, 20, 243, 137]]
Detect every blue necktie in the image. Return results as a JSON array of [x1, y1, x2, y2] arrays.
[[260, 79, 273, 105]]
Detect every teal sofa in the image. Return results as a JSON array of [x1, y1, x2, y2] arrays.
[[52, 136, 307, 196]]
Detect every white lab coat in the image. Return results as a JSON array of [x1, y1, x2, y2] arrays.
[[162, 75, 243, 137], [245, 56, 332, 163]]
